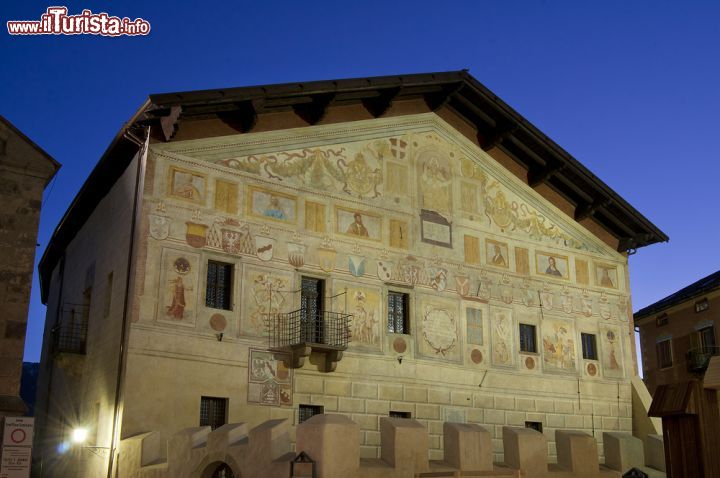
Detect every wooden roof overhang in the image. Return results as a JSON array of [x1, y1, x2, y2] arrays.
[[38, 71, 667, 302]]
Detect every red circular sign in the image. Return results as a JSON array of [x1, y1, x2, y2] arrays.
[[10, 428, 26, 443]]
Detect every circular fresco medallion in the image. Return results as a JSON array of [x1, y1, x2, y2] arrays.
[[393, 337, 407, 354], [471, 349, 483, 364], [209, 314, 227, 332], [173, 257, 191, 274], [525, 356, 535, 370], [587, 363, 597, 376]]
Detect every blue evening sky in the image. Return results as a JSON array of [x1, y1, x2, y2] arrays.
[[2, 1, 719, 364]]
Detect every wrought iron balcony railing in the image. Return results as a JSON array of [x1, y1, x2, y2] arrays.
[[268, 309, 351, 372], [686, 346, 720, 374], [53, 320, 88, 355], [52, 303, 89, 355]]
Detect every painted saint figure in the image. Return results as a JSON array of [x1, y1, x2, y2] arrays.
[[545, 256, 562, 276], [599, 268, 615, 288], [346, 212, 369, 237], [166, 276, 188, 320], [263, 195, 287, 220], [491, 244, 507, 267]]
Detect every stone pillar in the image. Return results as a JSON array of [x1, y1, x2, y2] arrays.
[[443, 422, 492, 471], [502, 426, 547, 474], [380, 417, 429, 473], [603, 432, 643, 473], [555, 430, 599, 475], [296, 414, 360, 478]]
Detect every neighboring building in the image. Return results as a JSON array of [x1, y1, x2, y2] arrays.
[[34, 71, 667, 477], [20, 362, 40, 417], [0, 116, 59, 418], [634, 270, 720, 395]]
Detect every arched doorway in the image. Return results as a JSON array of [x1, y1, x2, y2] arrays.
[[201, 461, 236, 478]]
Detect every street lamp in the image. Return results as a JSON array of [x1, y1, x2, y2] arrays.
[[71, 427, 88, 444]]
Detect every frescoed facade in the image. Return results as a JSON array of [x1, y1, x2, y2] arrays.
[[33, 72, 667, 477]]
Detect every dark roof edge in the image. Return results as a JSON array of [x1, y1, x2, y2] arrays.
[[633, 269, 720, 321], [37, 100, 150, 303], [0, 115, 61, 185], [457, 71, 668, 245]]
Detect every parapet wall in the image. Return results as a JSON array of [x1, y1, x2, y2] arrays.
[[118, 415, 665, 478]]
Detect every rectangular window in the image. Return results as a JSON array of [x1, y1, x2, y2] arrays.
[[463, 235, 481, 265], [200, 396, 227, 430], [657, 339, 673, 368], [206, 261, 233, 310], [698, 326, 716, 350], [695, 298, 709, 313], [301, 277, 325, 343], [656, 314, 669, 327], [389, 411, 411, 419], [525, 421, 543, 433], [581, 333, 598, 360], [519, 324, 537, 353], [387, 292, 409, 334], [299, 404, 324, 424]]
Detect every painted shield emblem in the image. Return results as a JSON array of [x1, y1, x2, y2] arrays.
[[255, 235, 275, 261], [185, 222, 207, 248], [501, 286, 513, 304], [582, 295, 593, 317], [599, 296, 611, 320], [430, 268, 447, 292], [287, 243, 305, 268], [540, 290, 554, 310], [149, 214, 170, 240], [561, 293, 574, 314], [349, 255, 366, 277], [317, 248, 337, 272], [222, 229, 243, 254], [402, 264, 420, 285], [377, 261, 394, 281], [522, 288, 536, 307], [478, 281, 491, 300], [455, 275, 470, 297]]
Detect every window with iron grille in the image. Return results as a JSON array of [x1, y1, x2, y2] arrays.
[[200, 396, 227, 430], [389, 411, 411, 419], [519, 324, 537, 353], [206, 261, 233, 310], [387, 292, 409, 334], [525, 421, 543, 433], [581, 333, 598, 360], [657, 339, 673, 369], [299, 404, 323, 424]]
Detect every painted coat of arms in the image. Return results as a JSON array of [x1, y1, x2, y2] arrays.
[[149, 214, 170, 240]]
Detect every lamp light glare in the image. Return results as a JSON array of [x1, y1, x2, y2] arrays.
[[71, 428, 88, 444]]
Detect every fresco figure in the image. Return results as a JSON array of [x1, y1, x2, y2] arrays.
[[166, 276, 188, 319], [351, 291, 377, 344], [263, 195, 287, 220], [420, 154, 451, 212], [545, 256, 562, 276], [346, 212, 370, 237], [599, 267, 615, 288], [491, 244, 507, 267]]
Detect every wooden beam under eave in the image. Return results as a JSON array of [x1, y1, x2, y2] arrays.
[[216, 100, 260, 134], [362, 87, 402, 118], [424, 82, 464, 111], [293, 93, 335, 125], [574, 197, 613, 221], [527, 163, 566, 188]]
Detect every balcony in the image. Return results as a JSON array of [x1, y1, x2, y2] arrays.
[[52, 304, 89, 355], [686, 346, 720, 374], [268, 309, 351, 372]]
